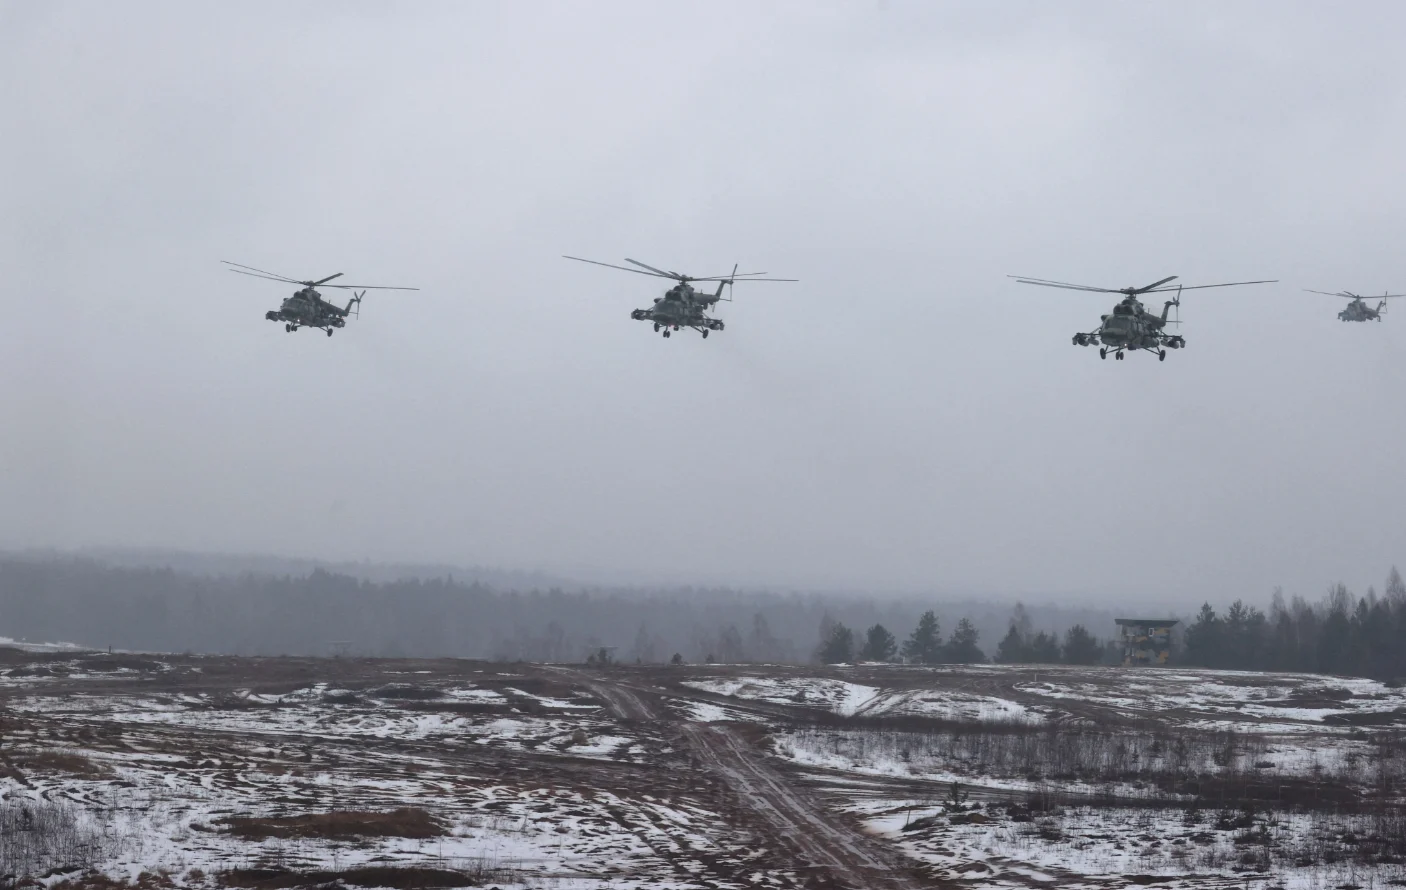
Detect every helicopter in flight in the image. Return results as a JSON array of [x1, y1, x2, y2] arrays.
[[562, 256, 796, 338], [1010, 274, 1276, 361], [1303, 289, 1405, 322], [223, 261, 418, 336]]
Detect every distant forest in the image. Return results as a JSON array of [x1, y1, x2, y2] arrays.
[[0, 553, 1117, 664], [1, 554, 1400, 682]]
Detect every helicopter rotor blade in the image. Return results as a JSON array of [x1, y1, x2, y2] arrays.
[[624, 258, 684, 279], [563, 255, 673, 279], [313, 273, 344, 286], [319, 283, 419, 291], [689, 276, 798, 282], [1008, 276, 1123, 294], [1134, 276, 1179, 293], [692, 271, 772, 280], [1144, 279, 1277, 292], [222, 261, 304, 284], [1303, 289, 1356, 298], [227, 268, 305, 285]]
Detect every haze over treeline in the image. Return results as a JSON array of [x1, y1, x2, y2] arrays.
[[0, 551, 1131, 662], [8, 551, 1400, 675]]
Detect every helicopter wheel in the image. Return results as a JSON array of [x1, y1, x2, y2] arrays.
[[1158, 350, 1166, 361], [663, 330, 671, 338], [702, 329, 709, 339], [1099, 348, 1107, 360], [326, 328, 334, 337], [653, 323, 660, 332]]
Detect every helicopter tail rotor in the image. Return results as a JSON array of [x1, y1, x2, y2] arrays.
[[346, 291, 365, 318], [1160, 285, 1183, 326], [720, 263, 738, 302]]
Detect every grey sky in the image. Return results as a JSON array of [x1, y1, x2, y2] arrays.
[[2, 1, 1403, 607]]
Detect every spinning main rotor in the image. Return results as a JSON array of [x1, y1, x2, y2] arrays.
[[562, 256, 797, 286], [1304, 289, 1406, 300], [1009, 274, 1277, 298], [223, 261, 419, 293]]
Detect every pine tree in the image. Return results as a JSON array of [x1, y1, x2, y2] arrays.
[[901, 611, 943, 664], [1184, 603, 1223, 667], [945, 617, 985, 664], [859, 624, 898, 662], [995, 624, 1028, 663], [1028, 631, 1061, 663], [1061, 624, 1101, 665], [818, 622, 855, 663]]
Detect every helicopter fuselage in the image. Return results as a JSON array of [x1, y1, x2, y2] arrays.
[[629, 283, 725, 336], [1339, 299, 1383, 322], [1071, 296, 1185, 360], [264, 287, 351, 331]]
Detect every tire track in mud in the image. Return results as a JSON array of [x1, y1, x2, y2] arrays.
[[560, 668, 934, 890]]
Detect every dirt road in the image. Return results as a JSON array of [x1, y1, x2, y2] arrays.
[[558, 667, 935, 889]]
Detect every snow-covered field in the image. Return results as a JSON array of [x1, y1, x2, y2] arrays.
[[683, 675, 1042, 723], [675, 663, 1406, 889], [3, 654, 1404, 889], [0, 653, 798, 888]]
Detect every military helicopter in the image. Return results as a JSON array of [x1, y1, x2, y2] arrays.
[[562, 256, 796, 338], [1303, 289, 1405, 322], [1010, 274, 1277, 361], [223, 261, 418, 336]]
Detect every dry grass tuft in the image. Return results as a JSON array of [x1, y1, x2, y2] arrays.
[[218, 865, 482, 888], [15, 749, 106, 777], [221, 807, 445, 840]]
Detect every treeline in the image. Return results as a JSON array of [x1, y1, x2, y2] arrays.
[[989, 601, 1118, 665], [822, 602, 1117, 667], [1179, 569, 1406, 680], [0, 555, 1113, 664], [817, 610, 988, 664]]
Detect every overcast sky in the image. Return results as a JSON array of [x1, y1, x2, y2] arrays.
[[2, 1, 1404, 608]]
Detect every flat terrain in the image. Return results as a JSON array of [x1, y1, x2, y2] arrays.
[[1, 649, 1404, 889]]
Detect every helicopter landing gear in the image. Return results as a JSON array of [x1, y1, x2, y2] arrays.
[[663, 329, 671, 338], [653, 323, 660, 332], [1115, 351, 1125, 360], [1158, 349, 1166, 361], [702, 329, 709, 339], [1099, 347, 1107, 359], [326, 328, 334, 337]]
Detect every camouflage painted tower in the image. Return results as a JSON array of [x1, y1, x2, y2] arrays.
[[1115, 618, 1178, 665]]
